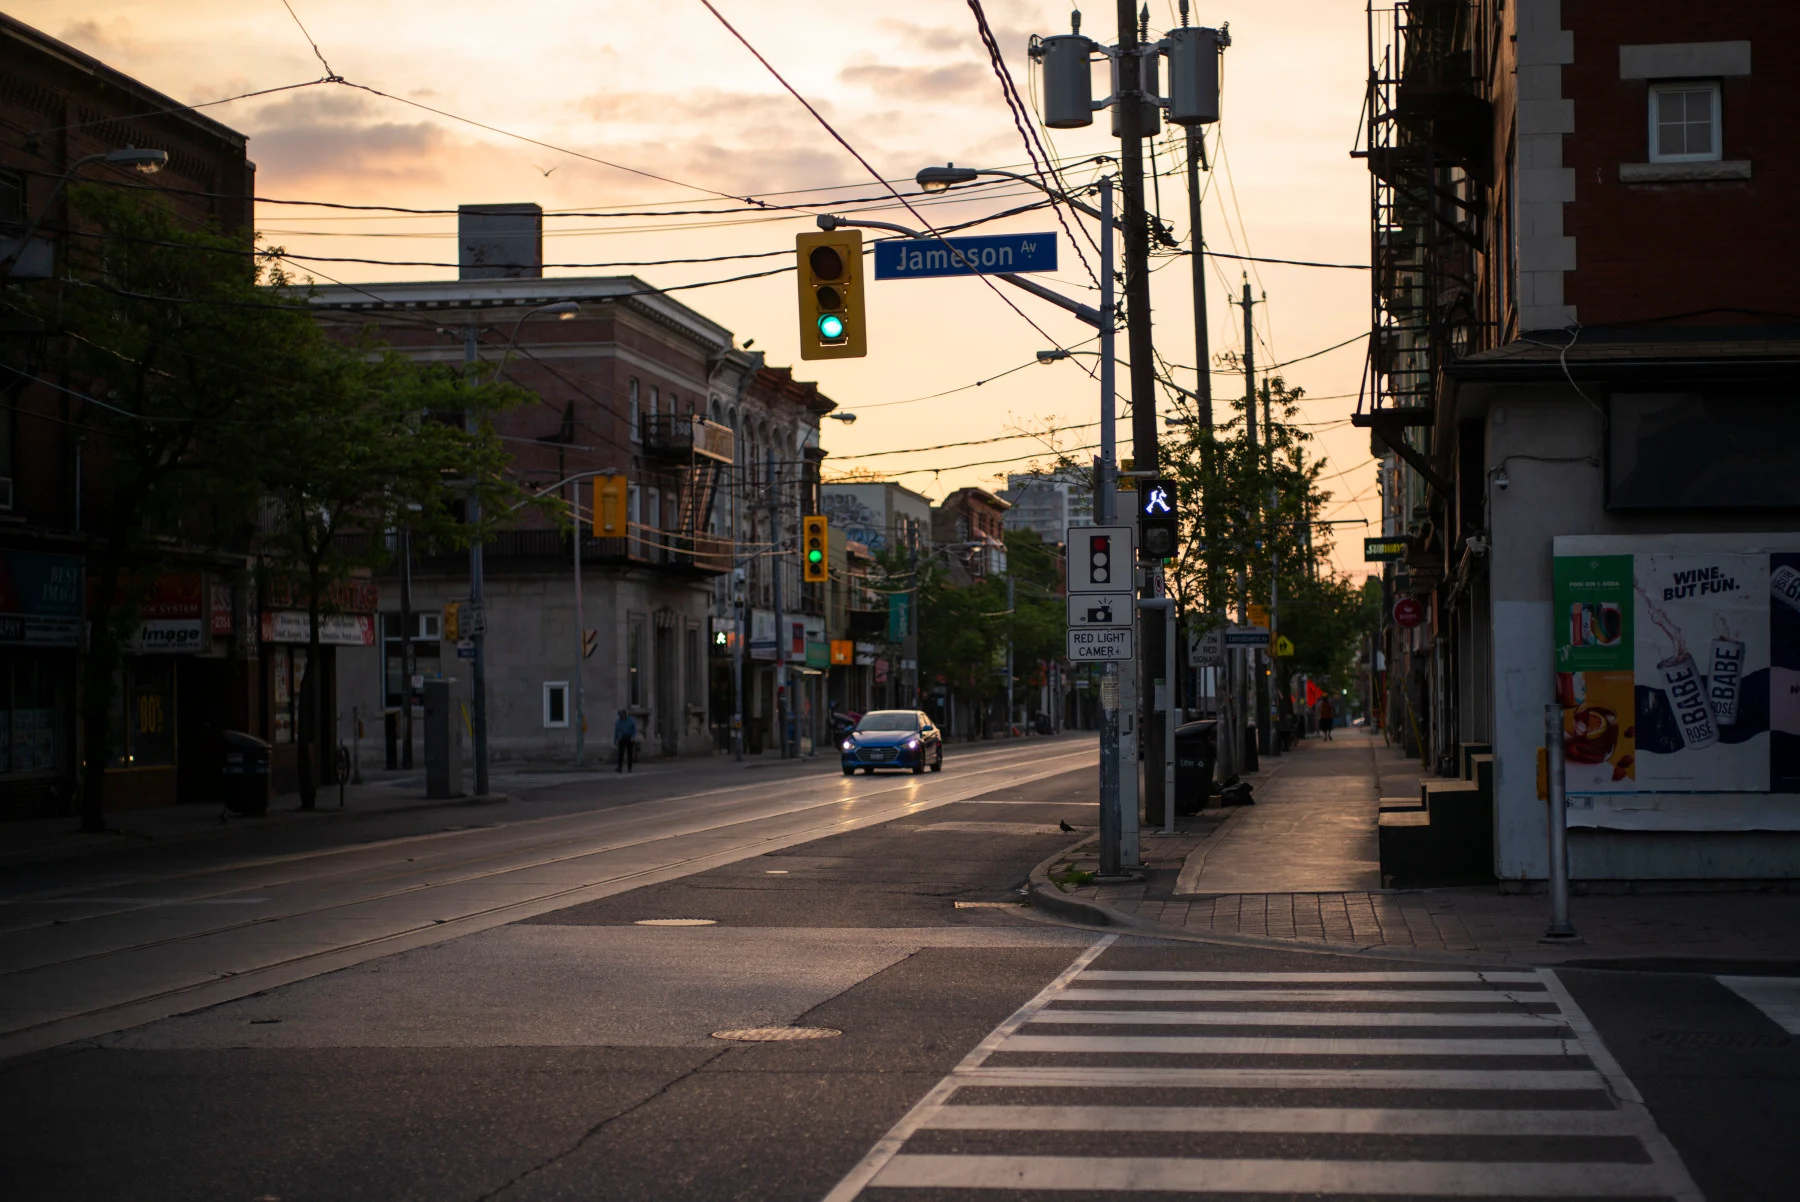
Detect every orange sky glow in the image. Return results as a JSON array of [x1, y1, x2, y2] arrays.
[[16, 0, 1380, 577]]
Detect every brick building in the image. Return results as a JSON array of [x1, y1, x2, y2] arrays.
[[1362, 1, 1800, 883], [0, 14, 258, 818]]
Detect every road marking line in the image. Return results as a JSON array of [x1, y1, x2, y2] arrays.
[[1058, 988, 1559, 1004], [1076, 971, 1542, 983], [956, 1066, 1607, 1090], [998, 1034, 1581, 1056], [917, 1104, 1635, 1136], [1541, 970, 1704, 1202], [819, 934, 1116, 1202], [1025, 1009, 1568, 1027], [1717, 975, 1800, 1034], [869, 1154, 1671, 1195]]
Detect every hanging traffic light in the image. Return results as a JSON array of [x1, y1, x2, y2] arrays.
[[1138, 477, 1179, 560], [802, 514, 829, 583], [592, 475, 627, 537], [796, 230, 865, 360]]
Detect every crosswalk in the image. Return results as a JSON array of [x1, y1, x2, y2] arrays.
[[827, 937, 1701, 1199]]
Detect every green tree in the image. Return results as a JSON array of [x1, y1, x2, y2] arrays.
[[256, 340, 529, 809]]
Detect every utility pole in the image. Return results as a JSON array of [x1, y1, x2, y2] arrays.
[[399, 520, 415, 770], [1238, 279, 1269, 762], [1005, 572, 1015, 735], [769, 479, 788, 758], [572, 479, 586, 766], [1118, 0, 1165, 832], [464, 325, 490, 797], [731, 452, 745, 762]]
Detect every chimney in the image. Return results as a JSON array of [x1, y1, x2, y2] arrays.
[[458, 203, 543, 279]]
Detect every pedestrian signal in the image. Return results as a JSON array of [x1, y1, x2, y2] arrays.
[[1138, 477, 1178, 560], [593, 475, 627, 537], [797, 230, 866, 360], [803, 515, 829, 583]]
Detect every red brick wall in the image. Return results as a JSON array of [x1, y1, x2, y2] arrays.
[[1562, 2, 1800, 324]]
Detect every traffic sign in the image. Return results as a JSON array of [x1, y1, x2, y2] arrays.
[[1247, 603, 1270, 629], [1068, 593, 1134, 628], [1224, 624, 1271, 646], [1068, 627, 1133, 661], [874, 232, 1057, 280], [1394, 596, 1424, 628], [1273, 634, 1295, 657], [1067, 525, 1134, 593], [1187, 626, 1224, 667]]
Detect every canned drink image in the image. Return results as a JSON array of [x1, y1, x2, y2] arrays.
[[1709, 638, 1744, 727], [1659, 652, 1719, 750], [1773, 565, 1800, 614], [1554, 671, 1586, 708], [1569, 603, 1586, 646]]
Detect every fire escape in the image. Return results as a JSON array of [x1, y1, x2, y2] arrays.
[[1355, 0, 1489, 517], [641, 414, 735, 575]]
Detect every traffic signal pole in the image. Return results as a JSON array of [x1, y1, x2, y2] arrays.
[[1117, 0, 1166, 833], [464, 325, 490, 798]]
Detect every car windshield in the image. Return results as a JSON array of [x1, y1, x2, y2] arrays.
[[855, 712, 919, 732]]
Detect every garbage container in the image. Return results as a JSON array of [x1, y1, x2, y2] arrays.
[[1243, 722, 1260, 773], [1174, 720, 1218, 814], [220, 730, 271, 816]]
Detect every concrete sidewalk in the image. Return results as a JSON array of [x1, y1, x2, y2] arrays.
[[1033, 729, 1800, 966]]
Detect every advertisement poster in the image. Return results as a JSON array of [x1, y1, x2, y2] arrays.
[[1553, 540, 1800, 795]]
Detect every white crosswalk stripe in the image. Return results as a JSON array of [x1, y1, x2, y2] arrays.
[[825, 936, 1703, 1200]]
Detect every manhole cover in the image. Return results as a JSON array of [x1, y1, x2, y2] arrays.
[[634, 918, 717, 927], [712, 1026, 842, 1042]]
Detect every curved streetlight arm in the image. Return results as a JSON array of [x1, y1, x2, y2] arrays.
[[508, 467, 625, 513]]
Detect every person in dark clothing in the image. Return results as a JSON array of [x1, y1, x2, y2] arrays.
[[614, 709, 638, 772], [1318, 694, 1336, 740]]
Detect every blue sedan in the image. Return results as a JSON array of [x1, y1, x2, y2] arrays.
[[841, 710, 943, 775]]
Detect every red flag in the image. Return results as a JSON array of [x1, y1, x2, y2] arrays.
[[1304, 679, 1325, 708]]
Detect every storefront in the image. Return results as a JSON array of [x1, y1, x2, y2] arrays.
[[0, 550, 80, 820], [260, 578, 379, 793]]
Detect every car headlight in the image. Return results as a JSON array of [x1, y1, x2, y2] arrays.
[[904, 737, 920, 749], [841, 740, 855, 752]]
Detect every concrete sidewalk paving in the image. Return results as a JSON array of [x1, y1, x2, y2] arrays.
[[1034, 730, 1800, 966]]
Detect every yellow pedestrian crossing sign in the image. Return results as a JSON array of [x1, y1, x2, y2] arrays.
[[1272, 634, 1295, 657]]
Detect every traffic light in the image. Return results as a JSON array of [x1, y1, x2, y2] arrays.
[[443, 602, 461, 642], [593, 474, 627, 537], [1138, 477, 1178, 560], [796, 230, 865, 360], [802, 514, 829, 583]]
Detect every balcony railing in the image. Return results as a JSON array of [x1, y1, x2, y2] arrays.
[[642, 414, 735, 463]]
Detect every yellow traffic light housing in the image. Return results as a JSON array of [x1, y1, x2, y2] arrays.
[[796, 230, 865, 360], [802, 514, 829, 583], [593, 475, 627, 537]]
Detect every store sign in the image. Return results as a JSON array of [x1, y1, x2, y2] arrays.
[[1364, 537, 1409, 562], [0, 551, 82, 646], [1393, 597, 1424, 628], [209, 581, 234, 635], [260, 611, 376, 646], [130, 619, 205, 654]]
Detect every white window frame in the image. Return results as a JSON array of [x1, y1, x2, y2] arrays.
[[543, 681, 570, 728], [1647, 80, 1722, 164], [629, 378, 641, 442]]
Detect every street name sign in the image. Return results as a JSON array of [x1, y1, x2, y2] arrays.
[[1068, 627, 1133, 661], [874, 232, 1057, 280], [1068, 593, 1134, 628], [1224, 624, 1272, 646], [1067, 525, 1135, 593]]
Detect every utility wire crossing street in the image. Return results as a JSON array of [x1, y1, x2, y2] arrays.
[[828, 942, 1703, 1199]]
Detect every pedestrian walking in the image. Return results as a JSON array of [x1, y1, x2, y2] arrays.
[[614, 708, 638, 773], [1318, 693, 1335, 741]]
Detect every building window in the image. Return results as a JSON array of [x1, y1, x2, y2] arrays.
[[543, 681, 570, 728], [650, 386, 660, 419], [1649, 81, 1721, 162], [627, 615, 646, 707], [629, 378, 641, 441], [0, 650, 61, 777], [685, 622, 703, 706], [108, 659, 176, 768], [380, 612, 442, 708]]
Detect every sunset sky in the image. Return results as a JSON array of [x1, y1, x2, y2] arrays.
[[18, 0, 1377, 574]]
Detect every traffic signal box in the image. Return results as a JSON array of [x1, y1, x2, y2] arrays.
[[1087, 532, 1117, 586], [796, 230, 865, 360], [1138, 477, 1178, 560], [593, 475, 627, 537], [802, 515, 829, 583]]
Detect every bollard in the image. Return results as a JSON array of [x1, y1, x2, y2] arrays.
[[1543, 703, 1578, 940]]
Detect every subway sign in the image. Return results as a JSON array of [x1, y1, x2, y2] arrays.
[[1364, 537, 1409, 563]]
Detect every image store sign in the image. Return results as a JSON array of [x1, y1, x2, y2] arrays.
[[1552, 537, 1800, 796]]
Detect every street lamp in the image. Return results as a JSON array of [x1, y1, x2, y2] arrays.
[[0, 146, 168, 282], [462, 298, 583, 796], [824, 412, 857, 424]]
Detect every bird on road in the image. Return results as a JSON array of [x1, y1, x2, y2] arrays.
[[1058, 819, 1075, 833]]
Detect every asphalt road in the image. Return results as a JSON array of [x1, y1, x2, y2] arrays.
[[4, 742, 1799, 1201]]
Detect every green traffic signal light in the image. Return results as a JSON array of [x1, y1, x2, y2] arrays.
[[817, 313, 845, 341], [807, 548, 824, 563]]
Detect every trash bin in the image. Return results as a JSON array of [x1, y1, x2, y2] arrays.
[[1243, 722, 1260, 773], [220, 730, 271, 816], [1174, 720, 1218, 814]]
